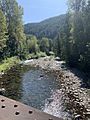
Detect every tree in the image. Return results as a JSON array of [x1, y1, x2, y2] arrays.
[[48, 39, 53, 51], [39, 37, 49, 54], [67, 0, 90, 71], [0, 0, 26, 57], [26, 35, 39, 54], [0, 9, 7, 60]]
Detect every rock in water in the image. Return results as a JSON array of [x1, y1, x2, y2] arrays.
[[0, 88, 5, 95]]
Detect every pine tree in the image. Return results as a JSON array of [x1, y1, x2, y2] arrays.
[[0, 9, 7, 60], [0, 0, 26, 57]]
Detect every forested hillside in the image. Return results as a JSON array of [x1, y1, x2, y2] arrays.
[[24, 0, 90, 73], [0, 0, 90, 73], [24, 14, 66, 39]]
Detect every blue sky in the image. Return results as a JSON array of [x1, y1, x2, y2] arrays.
[[17, 0, 67, 23]]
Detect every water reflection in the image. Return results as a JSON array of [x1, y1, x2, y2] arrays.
[[0, 65, 71, 119], [0, 66, 60, 107], [0, 66, 23, 100]]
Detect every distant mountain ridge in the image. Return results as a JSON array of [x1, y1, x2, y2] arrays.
[[24, 14, 66, 39]]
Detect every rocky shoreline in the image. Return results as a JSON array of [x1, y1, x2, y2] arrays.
[[24, 57, 90, 120]]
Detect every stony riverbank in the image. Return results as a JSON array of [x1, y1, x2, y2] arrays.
[[24, 57, 90, 120]]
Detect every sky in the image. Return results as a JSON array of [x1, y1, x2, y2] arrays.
[[17, 0, 67, 24]]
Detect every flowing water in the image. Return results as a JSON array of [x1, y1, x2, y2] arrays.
[[0, 65, 71, 119]]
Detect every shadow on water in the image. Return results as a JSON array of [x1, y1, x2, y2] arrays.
[[0, 65, 34, 99], [0, 65, 22, 100], [0, 65, 72, 119], [0, 65, 61, 108]]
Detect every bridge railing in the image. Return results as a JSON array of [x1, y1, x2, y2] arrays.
[[0, 95, 63, 120]]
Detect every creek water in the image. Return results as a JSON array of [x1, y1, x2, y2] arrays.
[[0, 65, 72, 119]]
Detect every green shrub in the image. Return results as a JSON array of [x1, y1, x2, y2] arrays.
[[26, 52, 47, 60], [36, 52, 47, 58], [0, 57, 20, 72]]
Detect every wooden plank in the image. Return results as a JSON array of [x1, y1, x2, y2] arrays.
[[0, 95, 63, 120]]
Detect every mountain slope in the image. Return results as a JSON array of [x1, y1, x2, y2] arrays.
[[24, 14, 66, 39]]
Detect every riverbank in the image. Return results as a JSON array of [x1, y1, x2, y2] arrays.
[[0, 57, 20, 74], [24, 57, 90, 120], [0, 52, 47, 74], [0, 56, 90, 119]]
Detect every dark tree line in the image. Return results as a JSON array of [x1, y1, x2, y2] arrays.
[[58, 0, 90, 72]]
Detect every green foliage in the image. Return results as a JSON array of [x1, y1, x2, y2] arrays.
[[0, 57, 20, 72], [0, 9, 7, 59], [24, 0, 90, 72], [39, 37, 49, 54], [26, 35, 50, 56], [36, 52, 47, 58], [66, 0, 90, 72], [26, 52, 47, 59], [26, 35, 39, 54], [0, 0, 26, 58], [24, 14, 66, 39], [0, 0, 90, 74]]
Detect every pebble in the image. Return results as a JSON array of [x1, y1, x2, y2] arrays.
[[25, 57, 89, 119], [74, 114, 82, 119]]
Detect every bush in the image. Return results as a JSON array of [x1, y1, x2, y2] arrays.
[[0, 57, 20, 72], [36, 52, 47, 58], [26, 52, 47, 60]]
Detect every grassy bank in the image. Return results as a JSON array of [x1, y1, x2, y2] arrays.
[[0, 52, 54, 73], [0, 57, 20, 73]]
